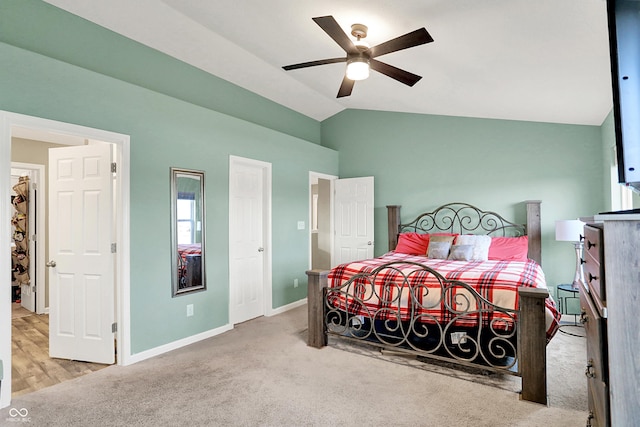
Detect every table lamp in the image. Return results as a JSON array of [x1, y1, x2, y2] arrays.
[[555, 219, 585, 289]]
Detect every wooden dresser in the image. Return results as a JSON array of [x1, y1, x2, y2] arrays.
[[579, 217, 640, 427]]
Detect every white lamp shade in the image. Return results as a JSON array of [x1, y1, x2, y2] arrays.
[[555, 219, 585, 242]]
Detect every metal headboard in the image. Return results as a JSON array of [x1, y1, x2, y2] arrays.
[[399, 202, 526, 237]]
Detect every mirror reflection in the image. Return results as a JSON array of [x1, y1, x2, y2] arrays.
[[171, 168, 206, 296]]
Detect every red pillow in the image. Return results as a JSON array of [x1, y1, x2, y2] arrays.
[[488, 236, 529, 261], [395, 232, 430, 255]]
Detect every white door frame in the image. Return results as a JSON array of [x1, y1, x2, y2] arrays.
[[10, 162, 46, 314], [308, 172, 337, 269], [228, 155, 272, 321], [0, 111, 131, 409]]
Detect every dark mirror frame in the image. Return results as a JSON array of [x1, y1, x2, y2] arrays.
[[170, 167, 206, 296]]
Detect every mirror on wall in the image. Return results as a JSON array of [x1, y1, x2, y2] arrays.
[[170, 168, 206, 296]]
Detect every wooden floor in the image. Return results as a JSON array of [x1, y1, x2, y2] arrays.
[[11, 303, 109, 397]]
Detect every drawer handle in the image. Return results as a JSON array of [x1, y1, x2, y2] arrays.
[[579, 310, 588, 325], [588, 272, 598, 283], [585, 359, 596, 378], [587, 240, 596, 250]]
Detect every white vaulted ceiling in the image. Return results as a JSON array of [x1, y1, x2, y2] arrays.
[[44, 0, 613, 125]]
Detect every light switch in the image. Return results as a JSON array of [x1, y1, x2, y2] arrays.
[[297, 221, 305, 230]]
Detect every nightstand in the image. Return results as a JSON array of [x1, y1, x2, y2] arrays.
[[557, 283, 580, 324]]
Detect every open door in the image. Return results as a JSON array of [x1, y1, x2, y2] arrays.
[[48, 144, 115, 364], [333, 176, 374, 266]]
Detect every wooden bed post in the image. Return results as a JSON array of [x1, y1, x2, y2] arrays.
[[306, 269, 328, 348], [518, 286, 549, 405], [387, 205, 401, 251], [525, 200, 542, 265]]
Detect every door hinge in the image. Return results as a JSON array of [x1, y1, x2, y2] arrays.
[[111, 243, 117, 253], [31, 234, 37, 242], [112, 322, 117, 333], [111, 162, 117, 173], [32, 182, 38, 191]]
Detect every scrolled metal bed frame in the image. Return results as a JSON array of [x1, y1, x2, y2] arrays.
[[307, 201, 549, 404]]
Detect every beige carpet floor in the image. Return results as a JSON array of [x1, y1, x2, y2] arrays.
[[0, 307, 587, 426]]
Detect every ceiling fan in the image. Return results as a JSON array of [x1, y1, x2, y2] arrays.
[[282, 16, 434, 98]]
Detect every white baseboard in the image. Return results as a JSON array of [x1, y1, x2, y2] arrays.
[[124, 323, 233, 366], [123, 298, 307, 366], [267, 297, 307, 317]]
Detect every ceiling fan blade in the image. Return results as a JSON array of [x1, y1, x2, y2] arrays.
[[370, 59, 422, 86], [313, 16, 358, 54], [337, 76, 355, 98], [367, 28, 433, 58], [283, 57, 346, 71]]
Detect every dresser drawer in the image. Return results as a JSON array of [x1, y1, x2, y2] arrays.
[[584, 224, 603, 262], [580, 288, 607, 379], [587, 379, 610, 427], [584, 225, 606, 303], [580, 287, 609, 426]]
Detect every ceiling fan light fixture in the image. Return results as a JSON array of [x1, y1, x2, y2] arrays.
[[346, 57, 370, 81]]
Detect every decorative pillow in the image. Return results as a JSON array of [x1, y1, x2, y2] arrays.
[[427, 241, 452, 259], [455, 235, 491, 261], [428, 234, 456, 245], [448, 244, 474, 261], [488, 236, 529, 261], [431, 232, 458, 243], [395, 232, 430, 255]]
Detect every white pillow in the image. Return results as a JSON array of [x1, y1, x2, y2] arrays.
[[455, 235, 491, 261]]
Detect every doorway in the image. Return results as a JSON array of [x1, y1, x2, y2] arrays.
[[10, 163, 44, 315], [0, 112, 131, 408], [309, 172, 336, 270], [308, 174, 375, 269]]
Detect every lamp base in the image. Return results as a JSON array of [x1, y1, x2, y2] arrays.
[[572, 241, 584, 290]]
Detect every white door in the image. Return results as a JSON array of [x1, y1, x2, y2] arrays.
[[333, 176, 375, 266], [48, 144, 115, 364], [229, 158, 269, 324]]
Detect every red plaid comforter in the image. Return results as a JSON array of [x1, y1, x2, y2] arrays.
[[328, 251, 560, 341], [178, 243, 201, 260]]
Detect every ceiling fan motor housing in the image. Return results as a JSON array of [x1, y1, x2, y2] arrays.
[[351, 23, 368, 39]]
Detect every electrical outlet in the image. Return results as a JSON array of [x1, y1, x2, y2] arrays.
[[293, 278, 299, 288], [187, 304, 194, 317]]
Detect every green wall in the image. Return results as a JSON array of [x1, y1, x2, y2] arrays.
[[0, 1, 337, 354], [321, 109, 606, 288], [0, 0, 321, 145]]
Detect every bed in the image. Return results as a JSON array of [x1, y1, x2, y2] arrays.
[[306, 201, 559, 404], [177, 243, 202, 289]]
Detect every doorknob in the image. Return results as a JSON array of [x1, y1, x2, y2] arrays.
[[367, 241, 373, 246], [46, 260, 57, 268], [258, 247, 264, 252]]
